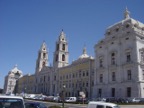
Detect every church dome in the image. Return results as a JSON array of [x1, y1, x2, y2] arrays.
[[9, 65, 23, 77], [79, 47, 89, 59]]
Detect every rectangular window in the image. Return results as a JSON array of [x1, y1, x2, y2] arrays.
[[140, 51, 144, 62], [111, 53, 116, 65], [54, 76, 56, 80], [86, 82, 88, 87], [112, 72, 116, 81], [111, 58, 115, 65], [111, 88, 115, 97], [73, 74, 75, 78], [100, 74, 103, 83], [99, 58, 103, 67], [126, 52, 131, 62], [83, 72, 85, 76], [127, 70, 131, 80], [79, 71, 81, 77], [86, 71, 89, 76], [127, 87, 131, 97], [98, 88, 102, 97]]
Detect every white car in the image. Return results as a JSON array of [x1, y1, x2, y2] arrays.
[[0, 95, 25, 108], [132, 98, 140, 103], [65, 97, 77, 103], [87, 101, 120, 108]]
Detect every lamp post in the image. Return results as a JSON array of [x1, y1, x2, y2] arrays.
[[62, 84, 66, 108], [24, 87, 26, 98]]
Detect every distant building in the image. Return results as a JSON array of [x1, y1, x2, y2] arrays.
[[3, 65, 23, 94], [17, 74, 35, 94], [93, 8, 144, 98]]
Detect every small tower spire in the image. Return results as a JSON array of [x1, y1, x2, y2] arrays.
[[124, 7, 130, 19], [40, 41, 46, 50], [35, 42, 48, 73], [53, 30, 69, 68], [83, 45, 87, 55], [59, 29, 66, 41]]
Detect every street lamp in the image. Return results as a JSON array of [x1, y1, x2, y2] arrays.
[[62, 84, 66, 108], [24, 87, 27, 98]]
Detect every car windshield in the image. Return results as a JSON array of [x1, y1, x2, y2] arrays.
[[0, 98, 24, 108]]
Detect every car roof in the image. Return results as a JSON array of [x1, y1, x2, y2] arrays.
[[0, 95, 23, 100], [88, 101, 118, 106]]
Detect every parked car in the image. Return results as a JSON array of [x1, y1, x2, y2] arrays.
[[44, 96, 54, 102], [88, 101, 120, 108], [65, 97, 77, 103], [77, 97, 88, 104], [131, 98, 141, 103], [0, 95, 25, 108], [34, 95, 47, 100], [53, 96, 62, 102], [25, 102, 47, 108]]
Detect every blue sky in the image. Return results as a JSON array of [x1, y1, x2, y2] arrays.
[[0, 0, 144, 88]]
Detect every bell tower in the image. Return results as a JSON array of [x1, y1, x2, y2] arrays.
[[35, 41, 48, 73], [53, 30, 69, 68]]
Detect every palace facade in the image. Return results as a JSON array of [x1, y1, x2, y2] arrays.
[[93, 8, 144, 98], [4, 9, 144, 98]]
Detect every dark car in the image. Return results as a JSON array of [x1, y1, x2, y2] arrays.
[[76, 97, 88, 104], [25, 102, 47, 108]]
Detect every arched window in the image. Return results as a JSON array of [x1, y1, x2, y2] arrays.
[[62, 44, 65, 50], [62, 54, 65, 61], [43, 53, 46, 59]]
